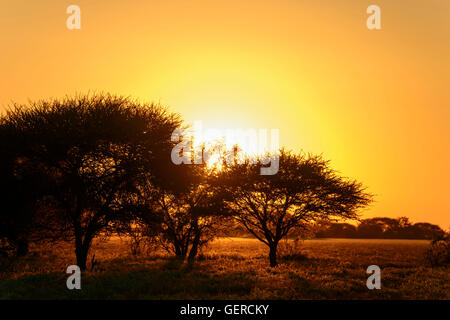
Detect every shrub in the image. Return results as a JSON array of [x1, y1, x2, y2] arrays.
[[278, 238, 308, 262], [424, 234, 450, 267]]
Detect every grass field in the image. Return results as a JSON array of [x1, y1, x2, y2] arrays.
[[0, 237, 448, 300]]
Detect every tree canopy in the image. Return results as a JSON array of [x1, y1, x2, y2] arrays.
[[0, 94, 181, 269], [218, 149, 373, 266]]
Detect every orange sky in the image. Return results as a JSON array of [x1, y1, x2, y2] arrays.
[[0, 0, 449, 228]]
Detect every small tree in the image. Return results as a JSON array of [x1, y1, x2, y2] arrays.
[[219, 149, 372, 267], [137, 163, 227, 261]]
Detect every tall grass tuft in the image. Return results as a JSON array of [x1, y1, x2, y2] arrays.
[[424, 234, 450, 267]]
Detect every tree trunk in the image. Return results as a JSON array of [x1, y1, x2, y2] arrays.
[[174, 244, 182, 256], [188, 232, 201, 262], [269, 244, 278, 267], [75, 243, 89, 271], [72, 196, 90, 271], [74, 232, 93, 271], [15, 238, 29, 257], [174, 238, 187, 258]]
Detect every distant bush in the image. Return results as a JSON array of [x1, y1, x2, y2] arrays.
[[424, 234, 450, 267], [313, 217, 446, 240], [125, 229, 155, 257]]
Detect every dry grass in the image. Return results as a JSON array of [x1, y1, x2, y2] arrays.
[[0, 237, 448, 299]]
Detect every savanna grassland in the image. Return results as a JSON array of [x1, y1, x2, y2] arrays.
[[0, 238, 448, 300]]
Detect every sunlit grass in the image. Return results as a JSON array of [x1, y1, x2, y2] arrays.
[[1, 238, 448, 299]]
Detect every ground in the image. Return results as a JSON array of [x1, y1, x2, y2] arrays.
[[0, 238, 448, 299]]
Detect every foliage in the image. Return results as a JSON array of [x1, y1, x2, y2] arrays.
[[314, 217, 446, 240], [0, 94, 181, 269], [218, 149, 372, 266], [133, 163, 230, 260], [424, 234, 450, 267]]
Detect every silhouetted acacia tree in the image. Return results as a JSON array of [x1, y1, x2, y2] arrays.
[[136, 163, 227, 261], [0, 94, 181, 269], [219, 149, 372, 267]]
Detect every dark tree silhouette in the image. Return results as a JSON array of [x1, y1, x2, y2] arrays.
[[218, 149, 372, 267], [135, 162, 228, 261], [312, 217, 446, 239], [0, 94, 181, 270], [0, 159, 36, 256], [314, 221, 357, 238], [0, 122, 57, 256], [408, 222, 446, 240]]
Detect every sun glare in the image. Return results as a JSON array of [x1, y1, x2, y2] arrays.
[[191, 128, 271, 170], [205, 152, 223, 170]]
